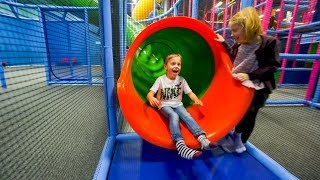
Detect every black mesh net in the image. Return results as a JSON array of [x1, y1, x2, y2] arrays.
[[0, 1, 107, 179]]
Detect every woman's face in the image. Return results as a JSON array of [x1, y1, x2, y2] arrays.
[[229, 23, 245, 44]]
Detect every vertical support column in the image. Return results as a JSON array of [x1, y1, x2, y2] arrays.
[[262, 0, 273, 33], [119, 0, 126, 68], [236, 0, 241, 12], [101, 0, 117, 136], [254, 0, 258, 7], [163, 0, 170, 12], [279, 0, 300, 85], [311, 70, 320, 108], [0, 63, 7, 89], [66, 20, 74, 78], [305, 44, 320, 103], [192, 0, 198, 19], [292, 34, 302, 68], [188, 0, 192, 17], [203, 0, 207, 21], [92, 1, 117, 179], [174, 2, 178, 16], [311, 0, 320, 22], [210, 0, 216, 30], [305, 59, 320, 101], [38, 7, 51, 84], [275, 0, 284, 38], [222, 0, 229, 38], [307, 0, 317, 22], [85, 9, 92, 84]]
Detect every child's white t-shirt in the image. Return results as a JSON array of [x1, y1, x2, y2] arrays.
[[150, 75, 192, 108]]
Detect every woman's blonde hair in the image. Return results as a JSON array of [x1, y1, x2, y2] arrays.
[[229, 7, 262, 43], [164, 53, 181, 64]]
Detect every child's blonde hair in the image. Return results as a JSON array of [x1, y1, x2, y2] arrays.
[[229, 7, 262, 43], [164, 53, 181, 64]]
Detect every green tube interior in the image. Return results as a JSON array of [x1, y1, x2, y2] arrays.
[[132, 27, 215, 107]]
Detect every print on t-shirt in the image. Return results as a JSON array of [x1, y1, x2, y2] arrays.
[[160, 82, 182, 100]]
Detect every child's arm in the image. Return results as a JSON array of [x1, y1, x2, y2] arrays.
[[147, 91, 160, 108], [187, 92, 203, 106]]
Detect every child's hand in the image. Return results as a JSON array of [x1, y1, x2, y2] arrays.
[[214, 33, 225, 43], [149, 97, 160, 108], [194, 99, 203, 106]]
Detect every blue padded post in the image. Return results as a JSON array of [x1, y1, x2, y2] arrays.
[[0, 63, 7, 89]]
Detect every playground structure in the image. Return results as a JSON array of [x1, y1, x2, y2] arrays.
[[103, 0, 318, 179], [0, 0, 319, 179], [118, 16, 254, 149]]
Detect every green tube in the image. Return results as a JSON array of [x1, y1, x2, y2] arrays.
[[131, 27, 215, 107]]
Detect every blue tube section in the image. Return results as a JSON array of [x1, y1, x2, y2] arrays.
[[2, 1, 98, 10], [116, 133, 142, 141], [47, 80, 102, 85], [284, 0, 309, 5], [191, 0, 198, 19], [92, 137, 116, 180], [246, 142, 299, 180], [275, 21, 320, 34], [266, 100, 307, 105], [284, 4, 309, 11], [255, 1, 267, 8], [102, 0, 118, 136], [277, 67, 311, 71], [0, 64, 7, 89], [277, 84, 308, 87], [280, 53, 320, 60], [307, 101, 320, 108]]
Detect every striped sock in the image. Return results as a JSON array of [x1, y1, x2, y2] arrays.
[[176, 140, 202, 160], [197, 134, 217, 150]]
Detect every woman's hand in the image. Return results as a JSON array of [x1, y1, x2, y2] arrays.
[[235, 73, 249, 82], [215, 33, 225, 43]]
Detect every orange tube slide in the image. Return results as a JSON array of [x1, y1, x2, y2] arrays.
[[117, 17, 254, 150]]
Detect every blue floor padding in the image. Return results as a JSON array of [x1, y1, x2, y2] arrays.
[[108, 140, 279, 180]]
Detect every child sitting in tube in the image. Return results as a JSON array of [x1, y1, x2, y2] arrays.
[[146, 53, 217, 160]]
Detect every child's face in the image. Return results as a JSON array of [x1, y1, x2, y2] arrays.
[[229, 23, 245, 44], [164, 56, 181, 80]]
